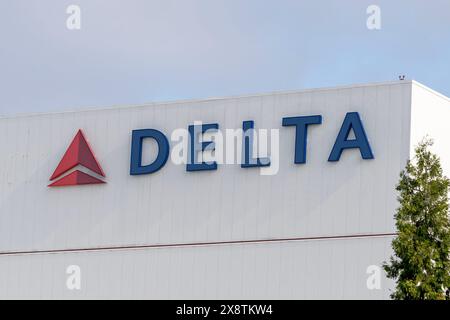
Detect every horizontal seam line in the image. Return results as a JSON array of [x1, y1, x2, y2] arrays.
[[0, 233, 398, 257]]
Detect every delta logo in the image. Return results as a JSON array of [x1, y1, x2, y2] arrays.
[[49, 130, 106, 187], [48, 112, 374, 186]]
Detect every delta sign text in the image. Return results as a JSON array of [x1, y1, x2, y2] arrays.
[[49, 111, 374, 186], [129, 111, 374, 175]]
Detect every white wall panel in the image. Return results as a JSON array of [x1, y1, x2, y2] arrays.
[[0, 81, 427, 299], [0, 82, 412, 252], [410, 81, 450, 176], [0, 237, 395, 300]]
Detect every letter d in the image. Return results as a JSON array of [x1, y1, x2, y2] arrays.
[[130, 129, 170, 175]]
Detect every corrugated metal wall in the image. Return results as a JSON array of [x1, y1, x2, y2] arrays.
[[0, 81, 414, 299]]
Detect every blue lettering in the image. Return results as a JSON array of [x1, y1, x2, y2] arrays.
[[130, 129, 170, 175], [187, 123, 219, 171], [328, 112, 374, 162], [241, 120, 270, 168], [282, 115, 322, 164]]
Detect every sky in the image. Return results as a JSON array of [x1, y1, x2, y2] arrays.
[[0, 0, 449, 116]]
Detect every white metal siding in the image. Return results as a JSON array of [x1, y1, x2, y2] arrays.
[[0, 81, 420, 299], [0, 237, 394, 299], [410, 81, 450, 175]]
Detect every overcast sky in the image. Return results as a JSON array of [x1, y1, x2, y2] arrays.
[[0, 0, 449, 116]]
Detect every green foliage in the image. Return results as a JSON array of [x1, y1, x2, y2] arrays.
[[384, 138, 450, 300]]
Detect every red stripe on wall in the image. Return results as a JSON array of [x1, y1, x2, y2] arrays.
[[0, 232, 397, 256]]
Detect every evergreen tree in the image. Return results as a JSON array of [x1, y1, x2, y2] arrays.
[[384, 138, 450, 300]]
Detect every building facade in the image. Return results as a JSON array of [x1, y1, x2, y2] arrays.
[[0, 80, 449, 299]]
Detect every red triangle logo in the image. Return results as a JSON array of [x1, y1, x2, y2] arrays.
[[49, 130, 106, 187]]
